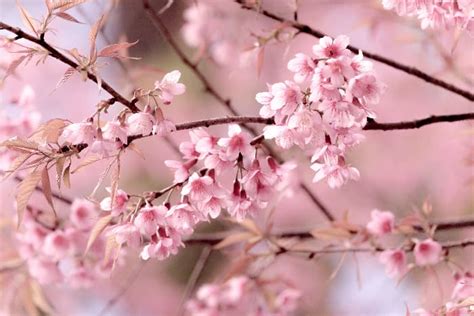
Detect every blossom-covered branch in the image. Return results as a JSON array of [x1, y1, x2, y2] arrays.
[[235, 1, 474, 102], [143, 0, 336, 221], [0, 21, 141, 113]]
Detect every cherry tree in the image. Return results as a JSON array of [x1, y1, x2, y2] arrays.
[[0, 0, 473, 315]]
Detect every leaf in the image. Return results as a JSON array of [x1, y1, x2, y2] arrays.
[[29, 279, 54, 314], [97, 40, 139, 58], [1, 137, 39, 152], [54, 12, 82, 23], [256, 46, 265, 77], [16, 167, 43, 228], [17, 2, 39, 36], [2, 152, 32, 178], [85, 214, 113, 255], [311, 227, 352, 240], [55, 157, 65, 189], [89, 15, 105, 62], [3, 55, 27, 80], [55, 67, 76, 90], [52, 0, 89, 12], [237, 218, 262, 236], [458, 296, 474, 307], [213, 232, 256, 250], [62, 162, 71, 188], [29, 119, 68, 144], [127, 143, 145, 159], [41, 167, 56, 215]]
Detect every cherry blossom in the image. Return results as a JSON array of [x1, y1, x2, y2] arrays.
[[366, 209, 395, 236], [379, 249, 408, 278], [154, 70, 186, 104], [414, 238, 443, 266]]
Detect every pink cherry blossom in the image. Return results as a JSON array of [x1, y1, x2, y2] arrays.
[[287, 53, 315, 83], [140, 227, 183, 260], [181, 173, 215, 202], [348, 73, 385, 105], [42, 230, 71, 260], [451, 273, 474, 301], [217, 124, 252, 160], [28, 257, 63, 284], [70, 199, 97, 230], [312, 35, 350, 59], [414, 238, 443, 266], [102, 120, 128, 144], [154, 70, 186, 104], [379, 249, 407, 278], [133, 205, 167, 236], [366, 209, 395, 237], [126, 112, 155, 136], [59, 121, 96, 146], [99, 188, 129, 216], [107, 223, 141, 248]]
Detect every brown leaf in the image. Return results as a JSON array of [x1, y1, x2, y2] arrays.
[[30, 279, 54, 314], [98, 40, 139, 59], [41, 167, 56, 215], [62, 161, 71, 188], [29, 119, 68, 144], [16, 167, 43, 228], [311, 227, 352, 240], [55, 67, 76, 90], [52, 0, 89, 12], [213, 232, 256, 250], [55, 157, 65, 189], [4, 55, 27, 80], [85, 214, 113, 255], [89, 15, 105, 62], [17, 2, 39, 36], [54, 11, 82, 23]]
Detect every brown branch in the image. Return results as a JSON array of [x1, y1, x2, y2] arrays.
[[364, 112, 474, 130], [0, 21, 140, 113], [143, 0, 335, 221], [234, 1, 474, 102]]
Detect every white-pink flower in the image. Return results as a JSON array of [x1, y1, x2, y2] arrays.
[[70, 199, 97, 230], [379, 249, 407, 278], [133, 205, 167, 236], [414, 238, 443, 266], [217, 124, 252, 161], [154, 70, 186, 104], [348, 73, 385, 105], [99, 188, 129, 216], [287, 53, 315, 83], [312, 35, 350, 59], [102, 120, 128, 144], [59, 122, 96, 146], [366, 209, 395, 237], [181, 172, 215, 202], [42, 230, 71, 260], [126, 112, 155, 136]]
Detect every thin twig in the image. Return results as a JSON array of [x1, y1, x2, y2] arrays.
[[177, 246, 212, 316], [234, 1, 474, 102]]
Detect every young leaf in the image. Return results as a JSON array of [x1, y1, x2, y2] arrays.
[[52, 0, 89, 12], [213, 232, 256, 250], [97, 40, 139, 59], [16, 167, 43, 227], [17, 2, 39, 36], [84, 214, 113, 255], [89, 15, 105, 62], [55, 157, 65, 189], [54, 12, 83, 24], [62, 161, 71, 188], [41, 167, 56, 215]]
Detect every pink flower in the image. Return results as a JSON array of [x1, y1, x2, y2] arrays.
[[452, 273, 474, 301], [89, 137, 115, 157], [366, 209, 395, 237], [312, 35, 350, 59], [59, 121, 96, 146], [107, 223, 141, 248], [348, 73, 385, 105], [241, 159, 277, 201], [311, 157, 360, 188], [320, 56, 354, 87], [181, 173, 215, 202], [99, 188, 129, 216], [126, 112, 155, 136], [217, 124, 252, 161], [166, 203, 202, 234], [287, 53, 315, 83], [165, 159, 196, 183], [42, 230, 71, 260], [140, 228, 182, 260], [269, 81, 301, 113], [133, 205, 167, 236], [274, 288, 302, 313], [379, 249, 407, 278], [28, 258, 63, 284], [154, 70, 186, 104], [102, 121, 128, 144], [414, 238, 443, 266], [70, 199, 97, 230]]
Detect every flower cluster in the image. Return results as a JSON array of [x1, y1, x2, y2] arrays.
[[16, 200, 114, 287], [382, 0, 474, 33], [0, 85, 41, 173], [58, 70, 184, 157], [364, 209, 444, 279], [185, 275, 301, 316], [182, 0, 245, 65], [256, 35, 384, 188]]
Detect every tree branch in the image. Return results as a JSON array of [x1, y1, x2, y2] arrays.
[[234, 1, 474, 102], [0, 21, 140, 113]]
